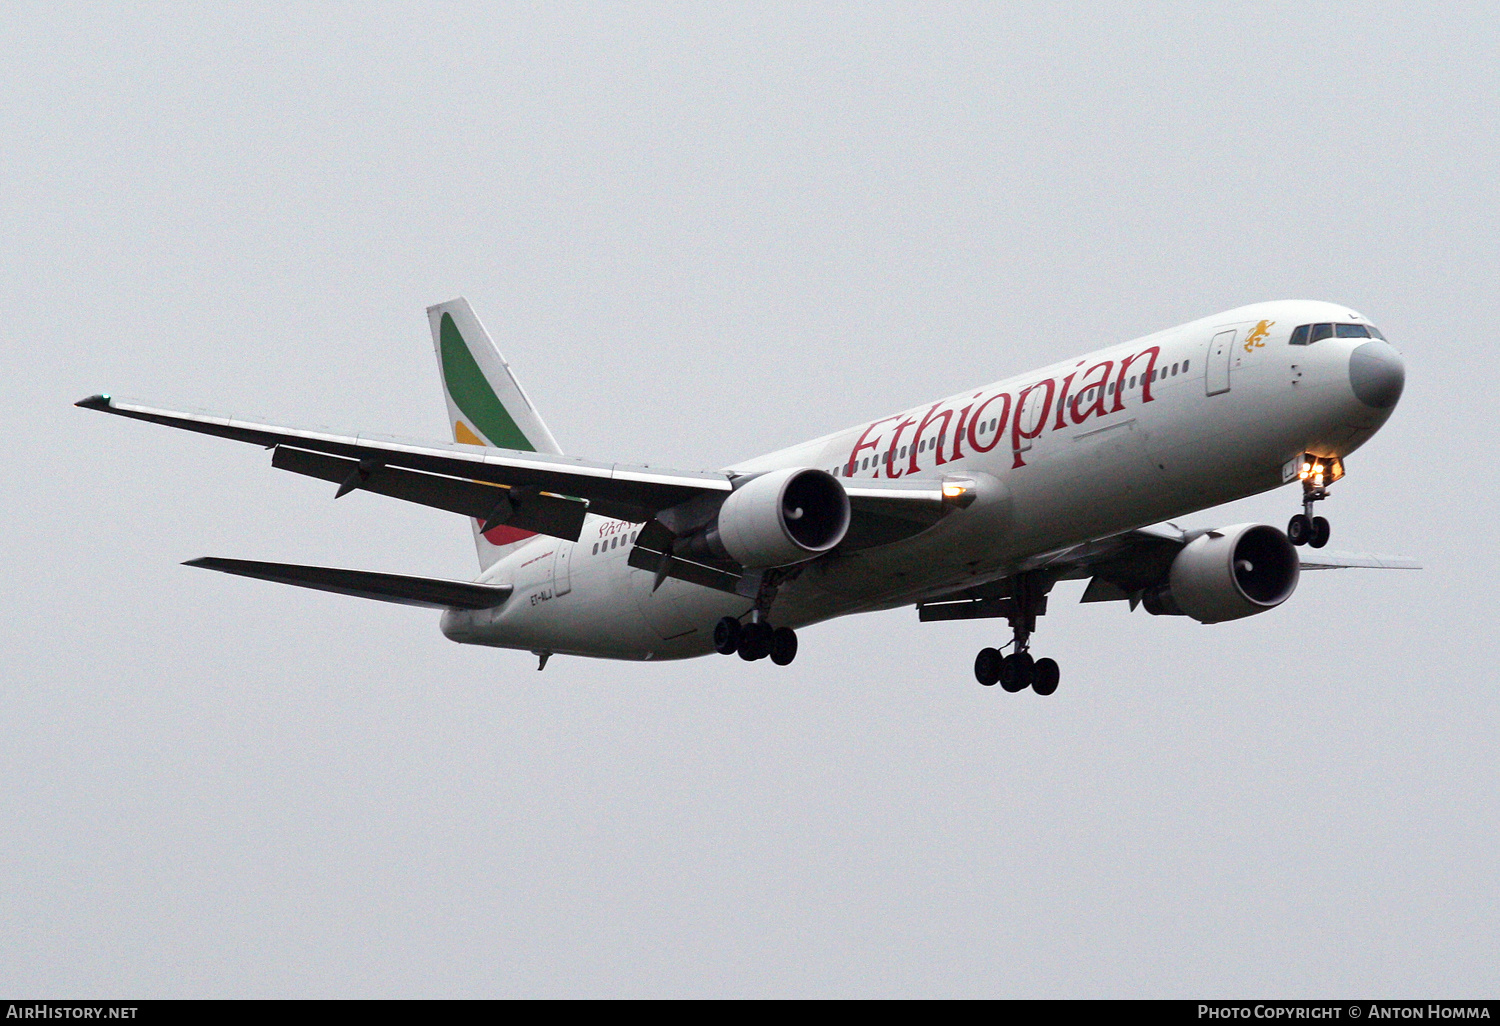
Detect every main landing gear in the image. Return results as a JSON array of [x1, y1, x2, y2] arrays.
[[714, 615, 798, 666], [1287, 455, 1343, 549], [972, 573, 1060, 696], [712, 571, 798, 666]]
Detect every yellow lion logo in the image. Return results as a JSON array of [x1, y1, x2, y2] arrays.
[[1243, 319, 1274, 352]]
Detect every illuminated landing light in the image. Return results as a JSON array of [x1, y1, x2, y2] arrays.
[[941, 475, 977, 509]]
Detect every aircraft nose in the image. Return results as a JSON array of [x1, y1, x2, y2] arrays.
[[1348, 340, 1405, 409]]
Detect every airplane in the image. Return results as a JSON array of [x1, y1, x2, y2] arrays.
[[77, 297, 1415, 693]]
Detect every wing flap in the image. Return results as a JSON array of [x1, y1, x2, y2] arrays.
[[184, 557, 512, 609], [271, 446, 588, 542]]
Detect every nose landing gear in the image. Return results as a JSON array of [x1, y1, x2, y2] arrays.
[[1288, 455, 1343, 549]]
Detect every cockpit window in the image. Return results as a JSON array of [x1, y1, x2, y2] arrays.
[[1290, 322, 1387, 345]]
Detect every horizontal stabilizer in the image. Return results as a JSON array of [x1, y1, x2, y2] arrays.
[[184, 557, 513, 609]]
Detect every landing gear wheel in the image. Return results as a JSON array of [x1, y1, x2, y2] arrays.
[[769, 627, 799, 666], [737, 622, 773, 661], [1310, 516, 1331, 549], [1032, 657, 1060, 696], [713, 616, 742, 655], [974, 647, 1002, 687], [1000, 653, 1034, 693], [1287, 514, 1312, 546]]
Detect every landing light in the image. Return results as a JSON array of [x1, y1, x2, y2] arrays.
[[940, 476, 978, 509]]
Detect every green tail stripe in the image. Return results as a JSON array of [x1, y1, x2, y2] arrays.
[[439, 312, 535, 452]]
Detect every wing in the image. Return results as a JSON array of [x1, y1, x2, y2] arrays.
[[916, 524, 1419, 620], [1295, 550, 1422, 570], [78, 394, 955, 551], [79, 394, 731, 536], [185, 557, 513, 609]]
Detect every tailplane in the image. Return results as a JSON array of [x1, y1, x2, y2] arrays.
[[427, 298, 562, 570]]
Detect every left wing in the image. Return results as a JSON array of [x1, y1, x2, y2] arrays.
[[916, 524, 1419, 621], [1295, 550, 1422, 571]]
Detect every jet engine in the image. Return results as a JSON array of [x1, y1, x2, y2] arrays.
[[672, 467, 850, 569], [1142, 523, 1300, 624]]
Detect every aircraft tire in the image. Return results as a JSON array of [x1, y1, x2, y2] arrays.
[[1310, 516, 1331, 549], [1032, 658, 1060, 696], [1287, 514, 1312, 546], [974, 647, 1002, 686], [714, 616, 742, 655], [1000, 653, 1033, 693], [738, 622, 773, 661], [769, 627, 798, 666]]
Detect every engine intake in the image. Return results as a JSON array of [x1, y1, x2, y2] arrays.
[[1142, 523, 1300, 623], [674, 467, 850, 569]]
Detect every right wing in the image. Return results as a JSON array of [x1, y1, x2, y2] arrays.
[[78, 395, 962, 553], [78, 394, 732, 537]]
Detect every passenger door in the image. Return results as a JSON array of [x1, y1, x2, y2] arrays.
[[552, 542, 573, 596], [1206, 330, 1235, 396]]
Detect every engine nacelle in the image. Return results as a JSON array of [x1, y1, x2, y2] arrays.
[[1142, 523, 1300, 624], [676, 467, 850, 569]]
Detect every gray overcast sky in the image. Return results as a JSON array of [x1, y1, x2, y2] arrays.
[[2, 1, 1496, 998]]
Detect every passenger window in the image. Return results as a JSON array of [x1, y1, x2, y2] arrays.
[[1310, 323, 1334, 343], [1172, 363, 1179, 375], [1184, 360, 1190, 372], [1289, 324, 1310, 345], [592, 543, 598, 554], [1336, 324, 1371, 338]]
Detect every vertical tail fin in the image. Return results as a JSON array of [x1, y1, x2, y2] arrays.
[[427, 298, 562, 570]]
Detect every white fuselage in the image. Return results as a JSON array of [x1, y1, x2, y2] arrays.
[[441, 300, 1399, 660]]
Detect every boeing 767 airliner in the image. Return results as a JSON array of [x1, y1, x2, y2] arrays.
[[78, 297, 1413, 693]]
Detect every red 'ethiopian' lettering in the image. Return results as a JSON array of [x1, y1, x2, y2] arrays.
[[845, 415, 898, 475], [1112, 346, 1161, 411], [907, 403, 955, 475], [1070, 360, 1114, 424], [883, 416, 916, 478], [966, 391, 1012, 454]]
